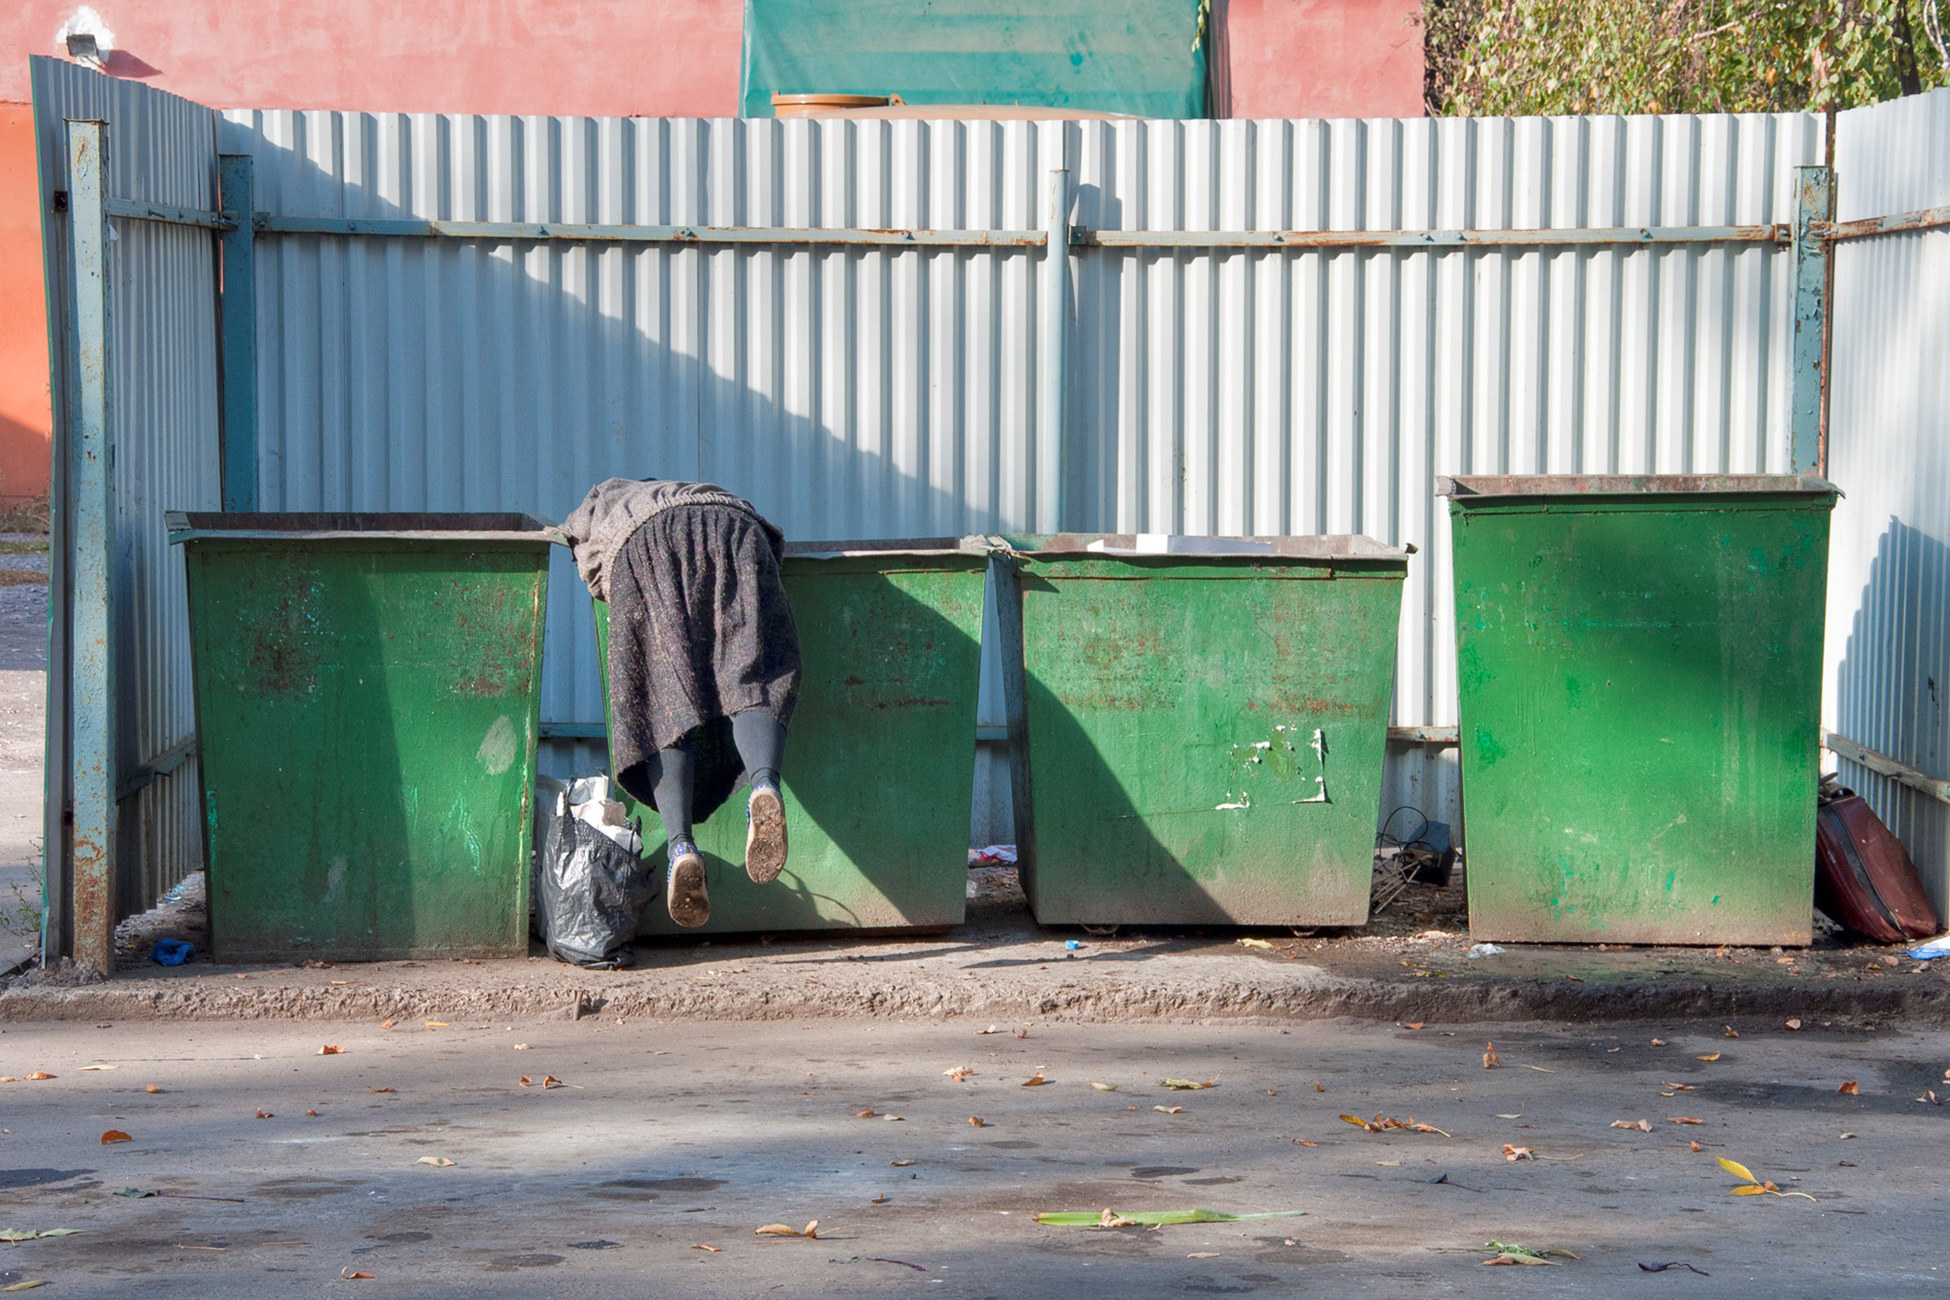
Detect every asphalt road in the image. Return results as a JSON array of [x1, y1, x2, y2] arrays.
[[0, 1015, 1944, 1298]]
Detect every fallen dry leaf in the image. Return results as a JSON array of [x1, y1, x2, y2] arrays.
[[1160, 1078, 1215, 1090], [144, 1084, 162, 1094], [305, 1110, 318, 1117], [1651, 1038, 1667, 1047], [1022, 1073, 1048, 1087], [1839, 1080, 1859, 1095], [1669, 1116, 1703, 1125], [754, 1221, 819, 1239], [416, 1157, 455, 1167], [1292, 1139, 1319, 1148], [255, 1110, 273, 1119], [367, 1087, 395, 1094], [24, 1072, 53, 1081], [1483, 1042, 1501, 1069], [1690, 1140, 1703, 1152], [338, 1269, 376, 1280], [1090, 1081, 1118, 1092], [1239, 937, 1275, 949], [944, 1067, 974, 1083], [1697, 1053, 1722, 1062], [1, 1282, 50, 1292], [318, 1045, 343, 1056], [978, 1025, 999, 1035], [1785, 1018, 1803, 1030], [1339, 1113, 1450, 1136], [423, 1021, 448, 1029], [1664, 1082, 1695, 1091], [969, 1117, 985, 1127], [870, 1194, 888, 1204], [1013, 1028, 1029, 1040], [1840, 1132, 1857, 1140], [693, 1243, 722, 1252], [78, 1065, 116, 1072], [882, 1115, 905, 1122], [891, 1159, 914, 1167], [1503, 1144, 1535, 1161], [100, 1130, 132, 1144], [1404, 1021, 1425, 1030], [1312, 1082, 1325, 1093], [513, 1043, 530, 1051], [1612, 1119, 1652, 1132], [1154, 1105, 1183, 1114], [1724, 1026, 1740, 1039], [380, 1019, 396, 1030], [856, 1108, 876, 1118]]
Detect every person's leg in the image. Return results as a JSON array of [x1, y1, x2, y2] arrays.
[[653, 743, 709, 927], [732, 709, 789, 884]]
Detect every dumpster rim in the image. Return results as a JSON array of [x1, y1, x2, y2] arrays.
[[1438, 473, 1839, 502], [167, 509, 563, 545], [999, 532, 1413, 561]]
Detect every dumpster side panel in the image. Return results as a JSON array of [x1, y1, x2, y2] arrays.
[[1452, 499, 1832, 945], [599, 556, 984, 935], [188, 540, 548, 961], [1018, 558, 1407, 926]]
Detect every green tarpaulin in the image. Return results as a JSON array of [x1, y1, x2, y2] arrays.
[[741, 0, 1208, 119]]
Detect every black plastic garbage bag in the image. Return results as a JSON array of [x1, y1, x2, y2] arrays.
[[532, 776, 655, 969]]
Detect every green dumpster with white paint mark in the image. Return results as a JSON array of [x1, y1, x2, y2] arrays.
[[997, 534, 1412, 928], [171, 512, 557, 961]]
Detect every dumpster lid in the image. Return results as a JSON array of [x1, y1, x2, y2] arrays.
[[1438, 474, 1838, 500], [784, 535, 997, 559], [1006, 533, 1413, 560], [167, 511, 565, 544]]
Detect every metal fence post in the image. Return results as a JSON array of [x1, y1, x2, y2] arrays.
[[1039, 167, 1071, 533], [1790, 165, 1834, 476], [218, 154, 257, 512], [65, 119, 116, 977]]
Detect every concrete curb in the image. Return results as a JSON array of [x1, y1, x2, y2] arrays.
[[6, 956, 1948, 1027]]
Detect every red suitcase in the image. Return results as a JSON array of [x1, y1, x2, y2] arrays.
[[1814, 780, 1939, 944]]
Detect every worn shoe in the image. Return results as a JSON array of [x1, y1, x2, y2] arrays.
[[745, 781, 788, 884], [666, 838, 709, 928]]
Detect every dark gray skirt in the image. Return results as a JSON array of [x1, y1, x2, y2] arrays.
[[607, 503, 800, 822]]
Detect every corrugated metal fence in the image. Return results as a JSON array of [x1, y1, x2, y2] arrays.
[[29, 59, 223, 958], [1826, 89, 1950, 915], [215, 106, 1822, 835]]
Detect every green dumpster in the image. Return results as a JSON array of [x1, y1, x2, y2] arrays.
[[998, 534, 1412, 928], [1442, 475, 1839, 946], [170, 512, 557, 961], [593, 538, 988, 934]]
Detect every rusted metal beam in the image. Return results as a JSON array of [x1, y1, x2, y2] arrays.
[[1075, 223, 1789, 250], [103, 197, 231, 230], [1387, 725, 1459, 746], [65, 119, 117, 979], [1790, 166, 1834, 476], [253, 215, 1048, 248], [1826, 732, 1950, 807], [1817, 204, 1950, 243]]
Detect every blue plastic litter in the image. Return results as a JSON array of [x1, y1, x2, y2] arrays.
[[1908, 934, 1950, 961], [150, 938, 193, 966], [1064, 939, 1082, 951]]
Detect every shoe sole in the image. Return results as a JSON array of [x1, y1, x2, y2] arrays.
[[745, 786, 788, 884], [667, 851, 710, 928]]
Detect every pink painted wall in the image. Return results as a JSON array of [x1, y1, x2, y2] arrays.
[[1, 1, 1423, 504], [1225, 0, 1425, 120], [0, 0, 745, 114]]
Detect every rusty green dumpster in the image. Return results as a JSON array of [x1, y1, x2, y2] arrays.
[[998, 534, 1412, 928], [594, 538, 988, 934], [171, 512, 557, 961], [1443, 475, 1839, 946]]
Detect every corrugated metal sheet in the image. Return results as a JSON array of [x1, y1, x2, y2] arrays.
[[30, 58, 222, 931], [1825, 88, 1950, 916], [218, 107, 1820, 835]]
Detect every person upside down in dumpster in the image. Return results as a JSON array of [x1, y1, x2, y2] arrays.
[[562, 478, 800, 928]]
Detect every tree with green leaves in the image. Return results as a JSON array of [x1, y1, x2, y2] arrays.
[[1421, 0, 1950, 116]]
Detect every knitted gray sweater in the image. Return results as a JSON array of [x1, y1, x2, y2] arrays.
[[560, 478, 780, 601]]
